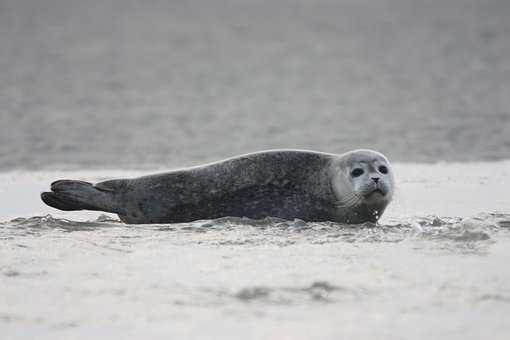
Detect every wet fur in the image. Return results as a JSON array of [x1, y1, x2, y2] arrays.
[[41, 150, 393, 224]]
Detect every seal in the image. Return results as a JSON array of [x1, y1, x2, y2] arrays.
[[41, 149, 394, 224]]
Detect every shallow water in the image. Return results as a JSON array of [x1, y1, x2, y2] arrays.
[[1, 161, 510, 339], [1, 0, 510, 169]]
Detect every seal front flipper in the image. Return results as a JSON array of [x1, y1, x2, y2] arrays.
[[41, 179, 124, 213]]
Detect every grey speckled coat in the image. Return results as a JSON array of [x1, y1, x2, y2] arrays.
[[41, 150, 392, 224]]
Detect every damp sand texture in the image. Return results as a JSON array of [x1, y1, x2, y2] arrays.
[[2, 162, 510, 340]]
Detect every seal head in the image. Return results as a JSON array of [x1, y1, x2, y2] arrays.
[[330, 149, 394, 223]]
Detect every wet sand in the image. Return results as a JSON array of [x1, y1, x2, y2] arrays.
[[1, 161, 509, 340]]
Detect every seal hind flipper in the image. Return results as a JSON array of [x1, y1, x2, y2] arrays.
[[40, 191, 96, 211], [41, 180, 120, 213]]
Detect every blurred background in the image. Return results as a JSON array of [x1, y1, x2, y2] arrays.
[[1, 0, 509, 170]]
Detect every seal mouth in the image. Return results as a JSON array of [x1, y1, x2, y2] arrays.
[[365, 189, 386, 198]]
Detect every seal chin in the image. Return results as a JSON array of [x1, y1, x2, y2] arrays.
[[359, 189, 390, 207], [362, 188, 386, 199]]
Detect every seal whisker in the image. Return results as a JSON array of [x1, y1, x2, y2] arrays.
[[336, 192, 363, 208], [340, 193, 358, 206]]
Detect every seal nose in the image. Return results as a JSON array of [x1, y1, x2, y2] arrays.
[[371, 177, 380, 183]]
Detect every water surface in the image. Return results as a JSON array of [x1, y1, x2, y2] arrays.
[[1, 0, 510, 169]]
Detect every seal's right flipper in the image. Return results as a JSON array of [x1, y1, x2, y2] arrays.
[[41, 191, 94, 211]]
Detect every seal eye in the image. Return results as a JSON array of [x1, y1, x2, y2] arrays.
[[378, 165, 388, 174], [351, 168, 364, 177]]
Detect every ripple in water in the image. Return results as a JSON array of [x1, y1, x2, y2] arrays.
[[1, 213, 508, 246], [233, 281, 347, 304]]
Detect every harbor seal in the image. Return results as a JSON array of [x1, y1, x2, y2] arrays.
[[41, 149, 394, 224]]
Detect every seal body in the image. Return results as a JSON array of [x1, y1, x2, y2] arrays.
[[41, 150, 394, 224]]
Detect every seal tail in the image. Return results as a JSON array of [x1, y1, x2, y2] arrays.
[[41, 179, 123, 213]]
